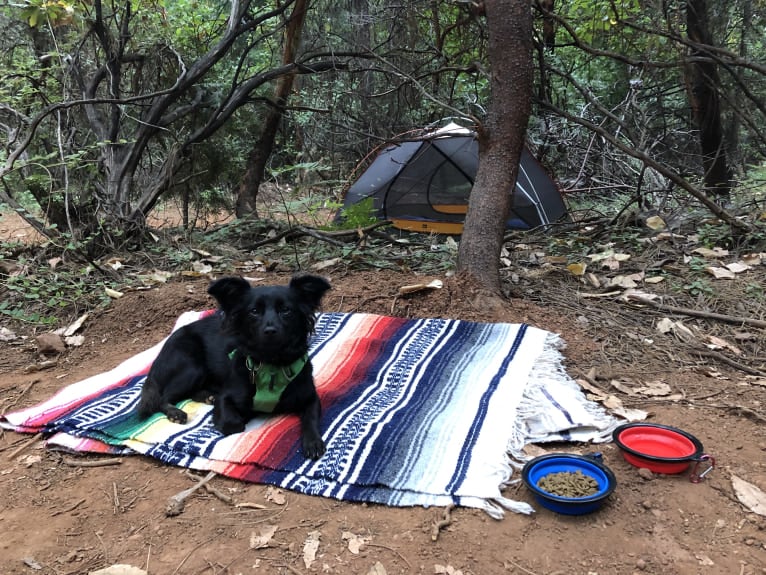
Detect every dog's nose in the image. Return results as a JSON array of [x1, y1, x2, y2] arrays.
[[263, 325, 277, 335]]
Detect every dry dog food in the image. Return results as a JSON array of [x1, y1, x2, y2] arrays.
[[537, 470, 599, 497]]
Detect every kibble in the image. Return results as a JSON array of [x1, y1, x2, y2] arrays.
[[537, 470, 600, 497]]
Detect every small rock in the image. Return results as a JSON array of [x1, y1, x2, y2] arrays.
[[635, 558, 647, 570], [36, 332, 66, 356], [637, 468, 654, 480]]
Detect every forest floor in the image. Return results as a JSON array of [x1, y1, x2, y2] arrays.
[[1, 207, 765, 575]]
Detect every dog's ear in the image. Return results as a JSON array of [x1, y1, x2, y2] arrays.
[[289, 274, 331, 311], [207, 276, 252, 311]]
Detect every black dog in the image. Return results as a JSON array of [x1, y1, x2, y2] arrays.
[[137, 274, 331, 459]]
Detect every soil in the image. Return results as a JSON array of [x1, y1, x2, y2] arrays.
[[1, 266, 766, 574]]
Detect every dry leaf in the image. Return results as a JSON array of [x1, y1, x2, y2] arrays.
[[741, 253, 765, 266], [89, 566, 148, 575], [645, 215, 666, 230], [265, 486, 286, 505], [302, 530, 321, 569], [250, 525, 278, 549], [725, 261, 750, 274], [567, 262, 587, 276], [311, 258, 342, 271], [706, 335, 742, 356], [341, 531, 369, 554], [705, 266, 735, 279], [645, 276, 664, 284], [544, 255, 568, 264], [731, 475, 766, 516], [63, 313, 89, 337], [611, 406, 649, 421], [434, 565, 464, 575], [192, 261, 213, 274], [609, 379, 637, 395], [367, 562, 388, 575], [693, 247, 729, 258], [635, 380, 672, 396]]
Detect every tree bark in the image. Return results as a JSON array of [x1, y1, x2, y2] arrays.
[[685, 0, 732, 198], [457, 0, 533, 295], [235, 0, 309, 218]]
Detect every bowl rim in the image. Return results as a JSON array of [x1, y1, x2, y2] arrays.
[[612, 422, 704, 463], [521, 453, 617, 504]]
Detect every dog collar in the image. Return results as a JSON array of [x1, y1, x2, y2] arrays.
[[228, 350, 308, 413]]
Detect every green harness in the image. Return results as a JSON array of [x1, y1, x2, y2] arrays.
[[228, 349, 308, 413]]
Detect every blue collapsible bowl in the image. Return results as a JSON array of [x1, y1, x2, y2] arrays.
[[522, 453, 617, 515]]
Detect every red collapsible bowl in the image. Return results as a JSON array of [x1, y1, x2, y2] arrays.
[[612, 423, 704, 474]]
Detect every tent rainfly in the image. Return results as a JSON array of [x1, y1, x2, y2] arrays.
[[339, 122, 568, 234]]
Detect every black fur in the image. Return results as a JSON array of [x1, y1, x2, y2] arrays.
[[137, 274, 331, 459]]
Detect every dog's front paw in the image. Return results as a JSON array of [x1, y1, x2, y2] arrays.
[[302, 435, 326, 459], [166, 407, 188, 424], [214, 417, 245, 436]]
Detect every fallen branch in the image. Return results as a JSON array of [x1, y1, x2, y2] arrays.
[[166, 470, 217, 516], [694, 349, 766, 377], [625, 294, 766, 328]]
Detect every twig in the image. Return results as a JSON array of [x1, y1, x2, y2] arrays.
[[694, 349, 766, 377], [7, 433, 42, 459], [1, 379, 40, 414], [504, 558, 540, 575], [166, 470, 217, 516], [366, 543, 411, 569], [430, 503, 456, 541], [171, 533, 222, 575], [184, 469, 233, 504], [625, 294, 766, 328], [62, 456, 123, 468], [51, 498, 87, 517]]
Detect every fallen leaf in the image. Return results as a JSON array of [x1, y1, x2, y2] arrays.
[[64, 335, 85, 347], [635, 380, 672, 396], [706, 335, 742, 356], [645, 276, 664, 284], [567, 262, 587, 276], [731, 475, 766, 516], [190, 248, 212, 258], [0, 327, 18, 341], [705, 266, 736, 279], [367, 562, 388, 575], [250, 525, 278, 549], [725, 261, 750, 273], [265, 486, 286, 505], [48, 257, 62, 269], [303, 530, 321, 569], [609, 379, 637, 395], [89, 565, 149, 575], [311, 258, 343, 271], [63, 313, 89, 337], [645, 215, 666, 230], [434, 565, 463, 575], [544, 255, 568, 264], [192, 261, 213, 274], [695, 554, 714, 566], [693, 246, 729, 258], [341, 531, 369, 554], [611, 406, 649, 421]]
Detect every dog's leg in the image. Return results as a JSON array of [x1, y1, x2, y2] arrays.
[[212, 388, 252, 436], [300, 395, 325, 459]]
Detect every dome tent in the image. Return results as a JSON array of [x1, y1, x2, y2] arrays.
[[339, 122, 567, 234]]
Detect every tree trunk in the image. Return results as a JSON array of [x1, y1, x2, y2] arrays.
[[235, 0, 309, 218], [685, 0, 732, 198], [457, 0, 533, 295]]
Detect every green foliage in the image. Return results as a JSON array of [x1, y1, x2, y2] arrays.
[[0, 254, 114, 324], [335, 197, 378, 229]]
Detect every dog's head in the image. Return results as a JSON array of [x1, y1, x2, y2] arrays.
[[208, 274, 331, 363]]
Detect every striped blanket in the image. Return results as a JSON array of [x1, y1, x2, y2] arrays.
[[2, 311, 617, 517]]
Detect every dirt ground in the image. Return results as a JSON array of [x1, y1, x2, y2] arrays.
[[1, 265, 766, 574]]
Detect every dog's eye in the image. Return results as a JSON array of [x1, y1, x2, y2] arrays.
[[279, 307, 293, 318], [248, 308, 261, 318]]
